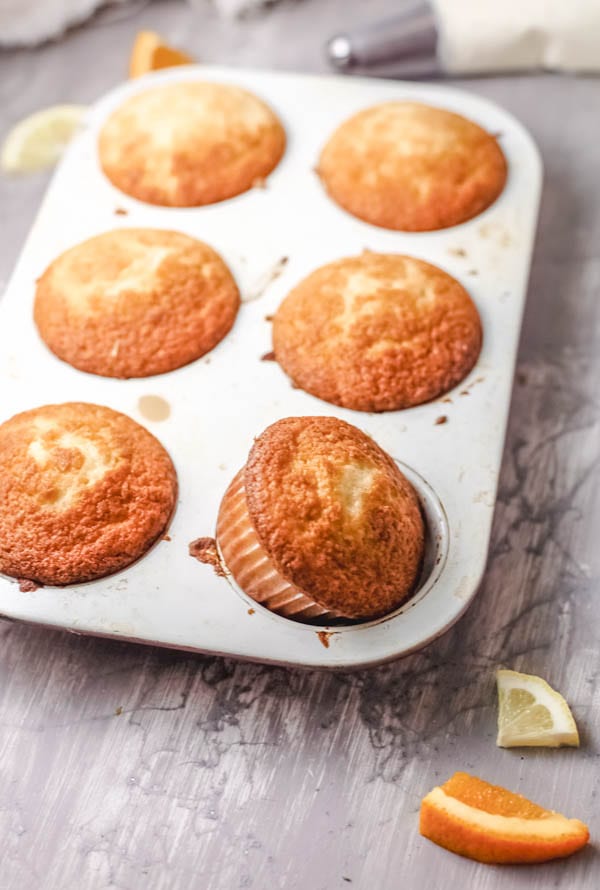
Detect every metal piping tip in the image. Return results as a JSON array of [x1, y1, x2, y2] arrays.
[[326, 34, 354, 70], [325, 3, 440, 78]]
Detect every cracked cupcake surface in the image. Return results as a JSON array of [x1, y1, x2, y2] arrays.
[[99, 81, 286, 207], [0, 402, 177, 585], [34, 228, 240, 378], [318, 101, 507, 231], [273, 252, 482, 412], [217, 416, 425, 621]]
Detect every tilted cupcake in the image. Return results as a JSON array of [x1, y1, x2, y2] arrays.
[[318, 101, 507, 231], [217, 416, 425, 622], [99, 81, 286, 207], [272, 252, 482, 412], [0, 403, 177, 585], [34, 228, 240, 378]]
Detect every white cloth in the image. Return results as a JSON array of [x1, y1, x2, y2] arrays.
[[210, 0, 282, 16], [433, 0, 600, 73], [0, 0, 285, 46], [0, 0, 129, 47]]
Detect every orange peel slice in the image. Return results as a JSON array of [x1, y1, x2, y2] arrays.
[[420, 772, 589, 864], [129, 31, 194, 79]]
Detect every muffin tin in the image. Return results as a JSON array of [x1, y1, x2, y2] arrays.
[[0, 66, 542, 668]]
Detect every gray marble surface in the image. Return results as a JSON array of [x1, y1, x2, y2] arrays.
[[1, 1, 599, 888]]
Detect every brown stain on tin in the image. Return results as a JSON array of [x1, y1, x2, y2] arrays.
[[435, 416, 448, 426], [244, 256, 289, 303], [261, 351, 276, 362], [138, 395, 171, 422], [317, 631, 332, 649], [460, 376, 485, 397]]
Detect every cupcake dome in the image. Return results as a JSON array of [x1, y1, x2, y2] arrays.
[[272, 252, 482, 412], [99, 81, 286, 207], [318, 101, 507, 231], [217, 416, 425, 621], [0, 403, 177, 585], [34, 228, 240, 378]]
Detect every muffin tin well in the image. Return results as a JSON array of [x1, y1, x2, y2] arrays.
[[0, 66, 542, 667], [219, 460, 449, 631]]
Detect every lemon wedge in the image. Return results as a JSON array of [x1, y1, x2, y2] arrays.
[[496, 669, 579, 748], [1, 105, 87, 174]]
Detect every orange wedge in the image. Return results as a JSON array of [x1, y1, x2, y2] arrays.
[[420, 772, 589, 864], [129, 31, 194, 79]]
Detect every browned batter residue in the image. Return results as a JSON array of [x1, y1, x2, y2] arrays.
[[435, 415, 448, 425], [114, 207, 128, 216], [138, 395, 171, 422], [460, 376, 486, 397], [163, 534, 172, 542], [189, 536, 226, 577], [246, 256, 289, 303], [18, 579, 40, 592], [317, 631, 331, 648], [247, 608, 255, 615], [261, 351, 276, 362]]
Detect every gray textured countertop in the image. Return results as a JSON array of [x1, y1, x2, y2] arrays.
[[1, 2, 599, 888]]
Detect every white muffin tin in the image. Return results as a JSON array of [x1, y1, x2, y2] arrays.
[[0, 66, 541, 668]]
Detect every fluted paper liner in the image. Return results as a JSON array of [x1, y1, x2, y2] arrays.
[[217, 469, 343, 623]]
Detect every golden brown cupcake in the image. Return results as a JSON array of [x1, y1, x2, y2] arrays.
[[318, 101, 507, 231], [34, 228, 240, 378], [98, 81, 286, 206], [217, 416, 424, 621], [0, 403, 177, 585], [272, 252, 482, 412]]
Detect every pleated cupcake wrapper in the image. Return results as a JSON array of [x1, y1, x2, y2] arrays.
[[217, 469, 342, 622]]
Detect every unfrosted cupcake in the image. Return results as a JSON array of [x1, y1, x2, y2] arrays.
[[34, 228, 240, 378], [272, 252, 482, 412], [0, 402, 177, 585], [99, 81, 286, 206], [318, 101, 507, 231], [217, 416, 425, 622]]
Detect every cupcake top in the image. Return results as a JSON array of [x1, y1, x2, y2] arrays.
[[34, 228, 240, 378], [318, 101, 507, 231], [272, 252, 482, 412], [0, 403, 177, 585], [99, 81, 286, 206], [242, 416, 424, 619]]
